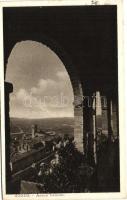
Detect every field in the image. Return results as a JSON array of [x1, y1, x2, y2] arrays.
[[10, 117, 74, 138]]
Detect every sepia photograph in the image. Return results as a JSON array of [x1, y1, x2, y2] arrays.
[[0, 0, 126, 198]]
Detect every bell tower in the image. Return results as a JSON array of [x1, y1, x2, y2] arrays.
[[31, 124, 37, 138]]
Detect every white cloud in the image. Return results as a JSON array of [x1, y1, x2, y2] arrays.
[[10, 73, 74, 118], [38, 78, 56, 90], [30, 78, 58, 95], [10, 72, 74, 119], [30, 87, 38, 94], [16, 88, 29, 100], [10, 85, 74, 118], [10, 104, 74, 119], [56, 71, 69, 79]]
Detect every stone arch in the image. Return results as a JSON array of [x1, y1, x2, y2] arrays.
[[5, 36, 84, 152]]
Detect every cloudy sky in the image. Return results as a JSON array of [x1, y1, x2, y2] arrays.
[[6, 41, 74, 119]]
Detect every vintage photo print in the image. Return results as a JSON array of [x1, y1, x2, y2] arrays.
[[0, 0, 126, 199]]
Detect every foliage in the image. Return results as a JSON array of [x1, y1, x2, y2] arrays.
[[37, 141, 94, 193]]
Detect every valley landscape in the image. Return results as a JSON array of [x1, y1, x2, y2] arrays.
[[10, 117, 74, 137]]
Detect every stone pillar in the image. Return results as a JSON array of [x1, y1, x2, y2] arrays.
[[70, 77, 84, 153], [73, 86, 84, 153], [74, 106, 83, 152], [83, 91, 95, 165], [101, 96, 108, 136], [5, 82, 13, 193], [111, 100, 118, 137], [107, 95, 113, 139], [93, 94, 97, 164]]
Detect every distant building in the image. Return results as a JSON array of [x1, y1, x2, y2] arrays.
[[31, 124, 37, 138]]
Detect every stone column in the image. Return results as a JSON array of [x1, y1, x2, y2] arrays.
[[83, 90, 95, 165], [73, 85, 84, 153], [111, 100, 118, 137], [5, 81, 13, 193], [101, 96, 108, 136], [107, 95, 113, 139], [93, 93, 97, 164]]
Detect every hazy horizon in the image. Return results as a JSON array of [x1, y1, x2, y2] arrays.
[[10, 116, 74, 120]]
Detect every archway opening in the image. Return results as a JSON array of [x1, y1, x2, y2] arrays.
[[6, 40, 74, 119], [5, 40, 84, 178], [6, 40, 76, 154]]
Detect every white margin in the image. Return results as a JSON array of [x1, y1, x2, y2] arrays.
[[0, 0, 126, 200]]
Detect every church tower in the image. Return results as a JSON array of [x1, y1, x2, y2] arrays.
[[31, 124, 37, 138]]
